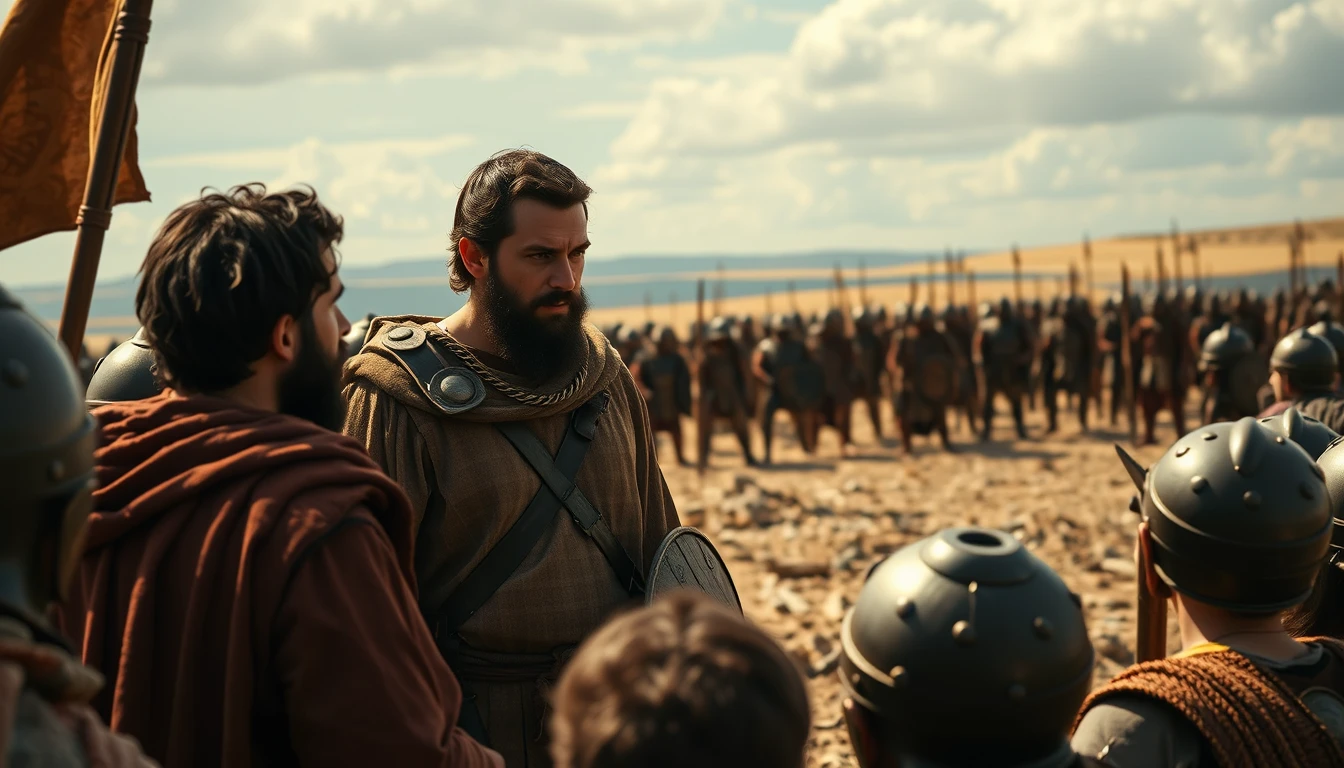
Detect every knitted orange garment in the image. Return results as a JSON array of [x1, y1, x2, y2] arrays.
[[1071, 642, 1344, 768]]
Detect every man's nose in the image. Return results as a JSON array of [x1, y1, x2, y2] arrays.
[[336, 306, 352, 337], [549, 257, 578, 293]]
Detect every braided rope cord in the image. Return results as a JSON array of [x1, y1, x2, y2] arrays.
[[426, 325, 590, 408]]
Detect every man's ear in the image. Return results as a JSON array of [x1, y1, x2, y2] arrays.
[[843, 698, 883, 768], [271, 314, 299, 364], [459, 238, 489, 281], [1138, 521, 1172, 600]]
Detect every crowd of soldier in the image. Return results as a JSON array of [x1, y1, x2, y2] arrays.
[[10, 147, 1344, 768]]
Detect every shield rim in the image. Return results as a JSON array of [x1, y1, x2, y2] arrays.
[[646, 526, 742, 613]]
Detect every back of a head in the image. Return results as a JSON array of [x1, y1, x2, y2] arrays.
[[1271, 327, 1339, 393], [135, 183, 344, 394], [0, 285, 97, 611], [840, 527, 1093, 768], [550, 590, 809, 768]]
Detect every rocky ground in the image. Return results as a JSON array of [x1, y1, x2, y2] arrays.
[[657, 396, 1190, 767]]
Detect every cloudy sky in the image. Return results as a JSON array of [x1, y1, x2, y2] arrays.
[[5, 0, 1343, 287]]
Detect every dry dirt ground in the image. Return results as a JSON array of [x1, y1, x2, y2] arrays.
[[658, 391, 1192, 767]]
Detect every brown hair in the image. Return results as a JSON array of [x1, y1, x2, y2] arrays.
[[135, 183, 343, 393], [549, 591, 810, 768], [447, 149, 591, 292]]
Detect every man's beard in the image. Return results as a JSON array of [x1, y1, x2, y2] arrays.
[[480, 268, 590, 381], [278, 315, 346, 432]]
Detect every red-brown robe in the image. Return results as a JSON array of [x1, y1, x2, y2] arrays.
[[55, 393, 501, 768]]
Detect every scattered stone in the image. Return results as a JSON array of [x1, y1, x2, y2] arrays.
[[1099, 558, 1138, 580], [822, 591, 851, 623], [809, 647, 843, 678], [768, 559, 832, 579], [774, 586, 812, 616], [1093, 633, 1135, 666]]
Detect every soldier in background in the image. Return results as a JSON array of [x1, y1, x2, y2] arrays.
[[1310, 316, 1344, 381], [942, 303, 980, 435], [1189, 292, 1231, 355], [635, 327, 693, 466], [84, 327, 161, 406], [815, 309, 857, 455], [839, 527, 1100, 768], [1051, 298, 1098, 433], [1026, 298, 1046, 411], [753, 315, 822, 465], [1133, 293, 1187, 446], [735, 315, 761, 414], [0, 286, 158, 767], [1196, 322, 1263, 424], [1097, 296, 1126, 427], [697, 318, 757, 471], [852, 307, 886, 440], [1039, 300, 1064, 433], [1078, 418, 1344, 767], [975, 298, 1033, 441], [1259, 328, 1344, 433], [889, 305, 959, 453]]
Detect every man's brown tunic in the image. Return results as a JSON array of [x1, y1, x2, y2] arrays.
[[342, 317, 680, 768]]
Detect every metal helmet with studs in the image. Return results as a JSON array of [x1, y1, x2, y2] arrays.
[[1116, 417, 1332, 612], [839, 527, 1094, 767], [1271, 327, 1338, 376], [86, 327, 161, 405], [1258, 407, 1340, 460], [0, 284, 98, 606], [1308, 320, 1344, 374], [1199, 322, 1253, 372], [1313, 435, 1344, 564]]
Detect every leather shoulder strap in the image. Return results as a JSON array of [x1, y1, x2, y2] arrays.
[[495, 392, 647, 597], [371, 324, 487, 415]]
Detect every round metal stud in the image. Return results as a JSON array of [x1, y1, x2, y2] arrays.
[[1008, 684, 1027, 701], [387, 327, 413, 342], [850, 673, 862, 686], [894, 597, 915, 619], [438, 374, 476, 404], [1275, 436, 1286, 444], [1032, 617, 1053, 640], [888, 666, 909, 688], [952, 620, 976, 647], [1190, 476, 1209, 493], [1243, 491, 1262, 508], [2, 360, 27, 387]]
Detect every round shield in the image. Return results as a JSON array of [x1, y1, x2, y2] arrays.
[[917, 354, 955, 405], [646, 527, 742, 613], [1229, 352, 1270, 418]]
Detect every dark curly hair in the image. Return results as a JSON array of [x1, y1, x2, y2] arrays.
[[135, 183, 343, 393], [549, 591, 810, 768], [448, 149, 591, 293]]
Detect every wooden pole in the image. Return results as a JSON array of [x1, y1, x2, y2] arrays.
[[57, 0, 156, 360], [1068, 263, 1079, 298], [967, 271, 978, 327], [944, 248, 956, 307], [927, 258, 937, 308], [788, 280, 798, 311], [1188, 235, 1201, 290], [1083, 234, 1095, 301], [1121, 264, 1136, 446], [696, 279, 706, 354], [1155, 241, 1167, 295], [1170, 219, 1183, 294], [859, 259, 869, 307], [1337, 253, 1344, 322], [1143, 267, 1152, 293], [908, 276, 918, 307], [1012, 245, 1023, 308]]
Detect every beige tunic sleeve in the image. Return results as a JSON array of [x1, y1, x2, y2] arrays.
[[343, 379, 435, 535]]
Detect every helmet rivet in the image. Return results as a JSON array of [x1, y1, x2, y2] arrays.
[[850, 673, 862, 686], [1243, 491, 1262, 508], [1032, 617, 1053, 640], [387, 327, 413, 341], [1275, 436, 1286, 444], [888, 666, 908, 688], [1008, 684, 1027, 701], [894, 597, 915, 619], [952, 621, 976, 646], [1175, 446, 1190, 457], [1191, 476, 1209, 492], [48, 461, 65, 481], [1301, 482, 1316, 500], [1203, 432, 1218, 441], [1, 360, 27, 387]]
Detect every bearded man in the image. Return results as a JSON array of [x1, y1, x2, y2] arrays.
[[343, 150, 679, 768], [57, 186, 501, 768]]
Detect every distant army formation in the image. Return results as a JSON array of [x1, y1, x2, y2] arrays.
[[580, 276, 1344, 470]]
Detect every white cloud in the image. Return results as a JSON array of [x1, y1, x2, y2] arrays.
[[140, 0, 726, 86]]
